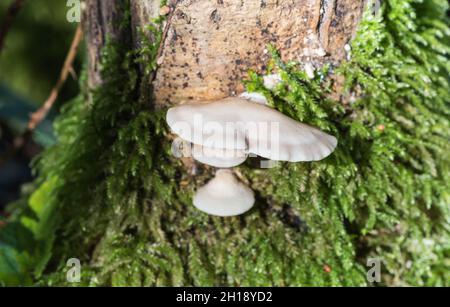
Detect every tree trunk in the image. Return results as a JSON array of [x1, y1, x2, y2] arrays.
[[85, 0, 364, 103]]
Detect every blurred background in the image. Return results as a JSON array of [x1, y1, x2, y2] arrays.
[[0, 0, 83, 213]]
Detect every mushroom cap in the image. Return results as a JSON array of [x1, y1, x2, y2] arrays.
[[193, 169, 255, 217], [192, 144, 247, 168], [166, 97, 337, 162]]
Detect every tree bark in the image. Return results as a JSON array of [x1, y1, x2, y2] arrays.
[[84, 0, 129, 88], [85, 0, 364, 104]]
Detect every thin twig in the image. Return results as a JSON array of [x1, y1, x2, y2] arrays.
[[0, 24, 83, 167], [26, 24, 83, 132], [152, 3, 178, 82], [156, 7, 176, 62], [0, 0, 26, 54]]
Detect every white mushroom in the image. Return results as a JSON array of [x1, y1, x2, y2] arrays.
[[191, 144, 247, 168], [193, 169, 254, 217], [166, 97, 337, 163]]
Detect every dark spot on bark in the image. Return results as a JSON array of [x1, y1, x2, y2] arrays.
[[210, 9, 221, 24], [260, 0, 267, 8], [217, 0, 223, 4], [335, 5, 346, 18], [183, 83, 189, 88], [197, 72, 203, 79], [175, 10, 191, 24], [182, 47, 187, 53], [235, 59, 242, 65], [285, 38, 292, 48], [171, 29, 178, 41]]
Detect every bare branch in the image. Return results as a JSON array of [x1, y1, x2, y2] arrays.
[[26, 24, 83, 131], [0, 24, 83, 167]]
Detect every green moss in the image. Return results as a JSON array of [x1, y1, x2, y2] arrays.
[[1, 0, 449, 286], [135, 16, 166, 76]]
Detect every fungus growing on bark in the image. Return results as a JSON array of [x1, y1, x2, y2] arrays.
[[191, 144, 247, 168], [166, 97, 337, 163], [193, 169, 255, 217], [167, 96, 338, 216]]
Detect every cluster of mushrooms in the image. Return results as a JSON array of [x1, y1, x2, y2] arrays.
[[166, 75, 338, 217]]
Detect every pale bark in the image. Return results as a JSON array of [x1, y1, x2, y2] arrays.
[[85, 0, 364, 103]]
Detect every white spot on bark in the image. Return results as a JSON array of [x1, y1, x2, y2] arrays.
[[263, 74, 282, 90], [304, 62, 315, 79]]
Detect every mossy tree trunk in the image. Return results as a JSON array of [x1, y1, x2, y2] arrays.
[[78, 0, 373, 286], [57, 0, 445, 286], [3, 0, 448, 287]]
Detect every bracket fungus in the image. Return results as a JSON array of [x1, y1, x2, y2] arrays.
[[166, 97, 337, 163], [193, 169, 255, 217], [166, 94, 338, 217], [191, 144, 248, 168]]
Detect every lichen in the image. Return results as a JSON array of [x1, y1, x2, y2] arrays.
[[0, 0, 449, 286]]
